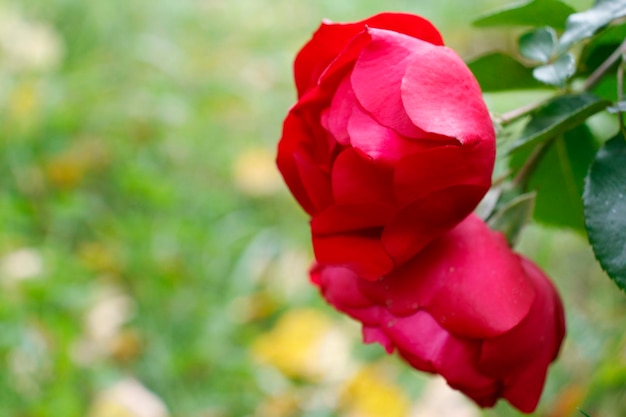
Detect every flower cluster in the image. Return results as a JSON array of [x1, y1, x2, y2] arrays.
[[276, 12, 565, 413]]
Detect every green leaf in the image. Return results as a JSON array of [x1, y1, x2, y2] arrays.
[[533, 53, 576, 87], [578, 408, 592, 417], [509, 93, 609, 152], [488, 192, 536, 246], [510, 125, 598, 231], [473, 0, 575, 29], [558, 0, 626, 52], [519, 27, 558, 63], [584, 132, 626, 292], [467, 52, 544, 92]]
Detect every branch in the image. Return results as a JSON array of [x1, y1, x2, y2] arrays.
[[498, 100, 544, 126], [583, 38, 626, 91]]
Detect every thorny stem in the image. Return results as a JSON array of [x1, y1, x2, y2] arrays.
[[498, 39, 626, 127], [511, 140, 552, 189], [498, 39, 626, 188], [498, 100, 544, 126], [583, 38, 626, 91]]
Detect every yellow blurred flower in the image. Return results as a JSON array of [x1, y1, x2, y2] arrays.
[[232, 147, 282, 197], [88, 378, 168, 417], [77, 241, 121, 275], [254, 392, 300, 417], [340, 364, 411, 417], [44, 137, 110, 189], [251, 308, 351, 381], [7, 81, 40, 133]]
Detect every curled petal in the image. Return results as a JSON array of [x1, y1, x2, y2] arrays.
[[393, 143, 493, 205], [294, 13, 443, 97], [312, 233, 394, 280], [277, 113, 332, 215], [350, 28, 432, 138], [347, 104, 429, 163], [311, 203, 396, 234], [381, 186, 487, 266], [401, 44, 495, 146], [478, 257, 565, 413], [374, 215, 537, 338], [331, 147, 394, 205]]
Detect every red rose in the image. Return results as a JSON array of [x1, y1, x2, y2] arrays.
[[311, 214, 565, 413], [277, 13, 496, 280]]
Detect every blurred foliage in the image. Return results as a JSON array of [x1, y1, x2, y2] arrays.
[[0, 0, 624, 416]]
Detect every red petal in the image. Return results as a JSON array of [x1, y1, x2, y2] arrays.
[[400, 44, 495, 146], [388, 311, 497, 396], [478, 257, 565, 413], [276, 113, 319, 215], [350, 28, 430, 138], [331, 147, 394, 205], [310, 202, 395, 234], [363, 326, 394, 353], [381, 185, 486, 265], [311, 265, 372, 308], [294, 13, 443, 97], [294, 21, 364, 97], [312, 232, 394, 280], [323, 75, 355, 145], [312, 264, 384, 327], [364, 215, 536, 338], [393, 143, 493, 206], [292, 148, 333, 214], [347, 104, 429, 163], [411, 215, 536, 339]]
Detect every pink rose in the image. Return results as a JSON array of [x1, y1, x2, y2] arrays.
[[311, 214, 565, 413], [277, 13, 496, 280]]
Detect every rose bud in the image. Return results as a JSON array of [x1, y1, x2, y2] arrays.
[[277, 13, 496, 280], [311, 214, 566, 413]]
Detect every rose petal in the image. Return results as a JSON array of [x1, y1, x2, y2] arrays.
[[312, 264, 384, 327], [331, 147, 394, 205], [412, 215, 536, 339], [294, 13, 443, 97], [312, 232, 394, 280], [381, 185, 486, 265], [393, 143, 493, 205], [310, 202, 396, 234], [386, 311, 498, 399], [365, 215, 536, 338], [323, 75, 355, 145], [276, 113, 324, 215], [311, 264, 372, 308], [291, 148, 333, 215], [401, 44, 495, 145], [363, 326, 394, 353], [350, 28, 431, 138], [478, 257, 565, 413], [347, 104, 429, 163]]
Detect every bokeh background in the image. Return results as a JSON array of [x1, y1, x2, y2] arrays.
[[1, 0, 625, 416]]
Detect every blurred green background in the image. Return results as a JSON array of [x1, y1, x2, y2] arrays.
[[1, 0, 625, 416]]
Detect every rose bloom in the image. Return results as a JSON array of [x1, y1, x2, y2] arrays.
[[311, 214, 566, 413], [276, 13, 495, 280]]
